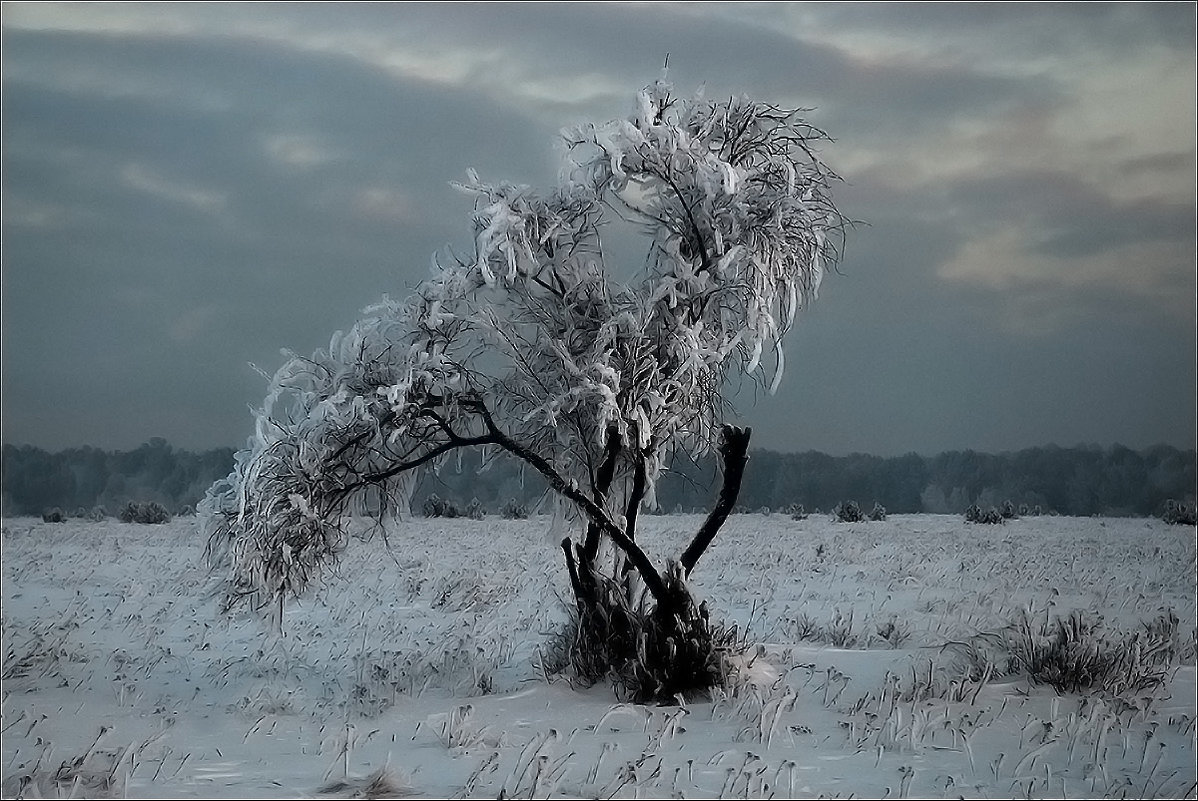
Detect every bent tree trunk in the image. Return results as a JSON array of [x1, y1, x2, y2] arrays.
[[561, 425, 753, 703]]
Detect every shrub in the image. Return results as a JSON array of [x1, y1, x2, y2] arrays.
[[1004, 610, 1178, 696], [500, 500, 529, 520], [787, 612, 820, 641], [1000, 499, 1018, 519], [823, 609, 858, 647], [867, 502, 887, 521], [833, 500, 864, 523], [946, 609, 1184, 699], [86, 506, 107, 522], [41, 507, 66, 523], [785, 503, 807, 520], [783, 609, 859, 648], [463, 498, 485, 520], [551, 560, 744, 703], [875, 616, 909, 649], [1161, 499, 1197, 525], [420, 493, 459, 518], [318, 768, 412, 801], [964, 504, 1005, 524], [118, 501, 171, 524]]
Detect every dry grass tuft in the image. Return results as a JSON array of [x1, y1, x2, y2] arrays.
[[944, 609, 1184, 699], [3, 730, 129, 800], [317, 767, 413, 799]]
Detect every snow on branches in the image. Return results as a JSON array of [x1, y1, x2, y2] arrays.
[[202, 79, 846, 610], [563, 80, 844, 393]]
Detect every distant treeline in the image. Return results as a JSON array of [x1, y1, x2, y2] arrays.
[[723, 444, 1196, 518], [2, 438, 235, 518], [1, 439, 1194, 519]]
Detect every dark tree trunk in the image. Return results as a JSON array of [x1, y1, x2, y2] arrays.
[[581, 428, 622, 567], [559, 426, 749, 703], [623, 453, 647, 542], [680, 425, 752, 577]]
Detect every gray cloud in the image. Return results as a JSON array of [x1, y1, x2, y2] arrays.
[[2, 3, 1193, 456]]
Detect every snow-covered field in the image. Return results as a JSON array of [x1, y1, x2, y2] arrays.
[[2, 513, 1195, 799]]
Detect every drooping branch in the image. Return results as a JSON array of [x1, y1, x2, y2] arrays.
[[340, 413, 497, 493], [328, 409, 395, 463], [679, 425, 752, 577]]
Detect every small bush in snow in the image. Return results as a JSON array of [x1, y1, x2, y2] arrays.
[[1005, 610, 1179, 696], [947, 608, 1184, 699], [119, 501, 171, 524], [786, 503, 808, 520], [787, 612, 821, 641], [964, 504, 1005, 525], [781, 609, 862, 648], [464, 498, 485, 520], [1161, 499, 1197, 525], [867, 502, 887, 521], [86, 506, 107, 522], [875, 617, 909, 648], [824, 609, 858, 647], [552, 560, 744, 703], [833, 500, 864, 523], [499, 500, 529, 520], [41, 508, 66, 523], [1000, 499, 1018, 519], [318, 769, 412, 801], [420, 494, 460, 519]]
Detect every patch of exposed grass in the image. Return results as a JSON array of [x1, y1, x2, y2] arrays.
[[945, 609, 1184, 699]]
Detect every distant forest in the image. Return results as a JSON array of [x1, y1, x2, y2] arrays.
[[1, 438, 1194, 519]]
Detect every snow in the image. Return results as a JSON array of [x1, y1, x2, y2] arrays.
[[2, 513, 1195, 799]]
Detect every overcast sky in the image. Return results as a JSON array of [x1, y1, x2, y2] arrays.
[[2, 2, 1195, 457]]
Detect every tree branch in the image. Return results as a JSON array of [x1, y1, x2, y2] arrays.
[[466, 397, 669, 603], [337, 406, 496, 493], [562, 536, 585, 603], [680, 425, 752, 577], [659, 169, 713, 275]]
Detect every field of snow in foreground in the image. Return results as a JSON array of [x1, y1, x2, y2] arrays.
[[2, 513, 1195, 799]]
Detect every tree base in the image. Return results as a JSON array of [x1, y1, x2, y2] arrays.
[[559, 561, 742, 704]]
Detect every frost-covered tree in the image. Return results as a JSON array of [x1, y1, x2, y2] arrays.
[[201, 78, 847, 702]]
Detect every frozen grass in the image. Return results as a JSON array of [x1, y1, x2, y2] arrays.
[[2, 513, 1195, 798]]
